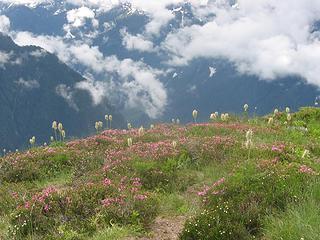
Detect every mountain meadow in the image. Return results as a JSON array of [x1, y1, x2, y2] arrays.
[[0, 106, 319, 240]]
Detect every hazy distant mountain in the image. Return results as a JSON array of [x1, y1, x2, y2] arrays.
[[0, 33, 124, 150]]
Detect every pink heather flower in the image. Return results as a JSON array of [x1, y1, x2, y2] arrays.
[[103, 164, 110, 172], [103, 178, 112, 187], [134, 194, 148, 201], [44, 204, 50, 212], [299, 165, 316, 175], [132, 177, 142, 187], [131, 187, 139, 193], [197, 186, 210, 196], [47, 148, 55, 154], [212, 177, 225, 187], [101, 198, 114, 207], [11, 192, 19, 199], [24, 201, 30, 209]]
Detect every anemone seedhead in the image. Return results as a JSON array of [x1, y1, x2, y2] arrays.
[[52, 121, 57, 130], [221, 113, 229, 121], [29, 136, 36, 146], [176, 119, 180, 124], [50, 136, 54, 142], [172, 141, 177, 149], [243, 104, 249, 112], [127, 123, 132, 130], [268, 117, 274, 125], [61, 130, 66, 139], [95, 121, 103, 131], [58, 123, 63, 132], [192, 109, 198, 121], [285, 107, 290, 113], [287, 113, 292, 121], [150, 124, 155, 129], [245, 129, 253, 149], [210, 113, 217, 120], [127, 138, 133, 147], [109, 115, 112, 121], [138, 126, 144, 136], [274, 109, 279, 115]]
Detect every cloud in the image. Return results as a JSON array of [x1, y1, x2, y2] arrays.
[[120, 28, 155, 52], [0, 0, 50, 7], [15, 78, 40, 89], [0, 51, 22, 68], [162, 0, 320, 86], [75, 79, 107, 106], [66, 6, 95, 28], [29, 49, 47, 58], [13, 31, 167, 118], [0, 15, 10, 33], [56, 84, 79, 111], [0, 51, 11, 68]]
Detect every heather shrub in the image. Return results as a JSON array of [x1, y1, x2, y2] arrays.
[[8, 176, 159, 239], [180, 161, 315, 240], [0, 151, 72, 183]]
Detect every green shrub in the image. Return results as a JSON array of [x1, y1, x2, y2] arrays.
[[180, 162, 314, 240]]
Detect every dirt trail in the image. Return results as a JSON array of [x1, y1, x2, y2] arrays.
[[127, 216, 186, 240]]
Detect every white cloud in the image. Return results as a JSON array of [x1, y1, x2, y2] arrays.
[[29, 49, 47, 58], [75, 79, 107, 106], [56, 84, 79, 111], [121, 28, 155, 52], [66, 6, 95, 28], [0, 51, 11, 68], [0, 0, 51, 7], [13, 31, 167, 118], [15, 78, 40, 89], [0, 51, 22, 68], [0, 15, 10, 33], [162, 0, 320, 86]]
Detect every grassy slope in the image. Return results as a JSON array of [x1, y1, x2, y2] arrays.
[[0, 107, 319, 239]]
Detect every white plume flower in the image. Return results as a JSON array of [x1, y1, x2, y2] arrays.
[[285, 107, 290, 113], [243, 104, 249, 112], [127, 137, 133, 147], [172, 141, 177, 149], [287, 113, 292, 122], [138, 126, 144, 136], [58, 123, 63, 132], [52, 121, 57, 130], [192, 109, 198, 122], [245, 129, 253, 149]]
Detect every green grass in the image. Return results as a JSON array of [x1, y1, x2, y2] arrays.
[[89, 225, 141, 240], [263, 199, 320, 240]]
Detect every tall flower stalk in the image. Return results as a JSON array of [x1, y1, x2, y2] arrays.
[[192, 110, 198, 123], [52, 121, 58, 141], [109, 115, 113, 129], [243, 104, 249, 121]]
